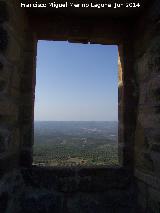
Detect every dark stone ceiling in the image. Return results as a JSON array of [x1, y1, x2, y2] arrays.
[[24, 0, 150, 19]]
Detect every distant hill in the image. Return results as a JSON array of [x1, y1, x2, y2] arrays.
[[33, 121, 118, 167]]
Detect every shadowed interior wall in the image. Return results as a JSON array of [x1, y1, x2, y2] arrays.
[[0, 0, 37, 171], [1, 0, 136, 170], [133, 0, 160, 211], [0, 0, 160, 212]]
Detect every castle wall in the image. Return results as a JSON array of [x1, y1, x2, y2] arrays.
[[1, 0, 160, 212], [0, 0, 135, 174], [0, 0, 36, 175], [133, 0, 160, 211], [0, 167, 137, 213]]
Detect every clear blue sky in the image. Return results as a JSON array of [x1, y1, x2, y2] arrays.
[[34, 41, 118, 121]]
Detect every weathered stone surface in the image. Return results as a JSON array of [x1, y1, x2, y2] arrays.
[[147, 187, 160, 213], [0, 168, 138, 213], [4, 32, 21, 62], [0, 0, 160, 213], [0, 62, 3, 70], [0, 79, 6, 92], [0, 99, 18, 117], [0, 128, 10, 154], [0, 192, 9, 212], [0, 27, 8, 52], [0, 2, 8, 23], [150, 151, 160, 176], [0, 136, 6, 154], [134, 29, 160, 184], [136, 180, 148, 212], [19, 192, 62, 213], [20, 150, 33, 167]]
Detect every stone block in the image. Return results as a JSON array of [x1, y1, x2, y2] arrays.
[[0, 135, 6, 154], [20, 149, 33, 167], [0, 99, 18, 117], [10, 87, 20, 98], [9, 127, 20, 153], [4, 32, 21, 62], [0, 27, 8, 52], [135, 169, 160, 191], [4, 1, 28, 40], [135, 148, 154, 173], [19, 192, 62, 213], [148, 187, 160, 213], [0, 128, 10, 154], [22, 52, 35, 75], [0, 61, 3, 70], [19, 105, 33, 125], [136, 180, 148, 212], [0, 56, 15, 79], [21, 125, 33, 148], [150, 151, 160, 176], [10, 69, 21, 90], [57, 176, 78, 192], [0, 192, 9, 212], [0, 2, 8, 23], [0, 79, 6, 92], [20, 77, 34, 93], [136, 36, 160, 82], [151, 144, 160, 152]]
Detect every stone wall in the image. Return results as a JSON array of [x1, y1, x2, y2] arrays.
[[0, 1, 138, 212], [0, 0, 136, 174], [0, 0, 24, 175], [1, 0, 160, 212], [0, 167, 138, 213], [0, 0, 36, 175], [27, 8, 137, 172], [133, 0, 160, 212]]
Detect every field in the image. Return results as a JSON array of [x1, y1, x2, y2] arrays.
[[33, 121, 118, 167]]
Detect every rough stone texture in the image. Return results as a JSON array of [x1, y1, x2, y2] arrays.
[[0, 0, 160, 212], [0, 0, 36, 171], [0, 27, 8, 52], [1, 0, 137, 171], [0, 168, 138, 213], [133, 0, 160, 211]]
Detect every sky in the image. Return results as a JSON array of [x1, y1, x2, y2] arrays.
[[34, 41, 118, 121]]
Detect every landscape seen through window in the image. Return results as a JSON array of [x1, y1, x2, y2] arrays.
[[33, 41, 118, 167]]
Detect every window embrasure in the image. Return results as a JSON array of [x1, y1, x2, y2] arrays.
[[33, 41, 119, 168]]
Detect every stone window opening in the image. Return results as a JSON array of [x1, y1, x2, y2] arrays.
[[32, 40, 120, 168], [19, 35, 135, 173]]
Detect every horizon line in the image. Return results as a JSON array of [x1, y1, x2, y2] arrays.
[[34, 120, 118, 122]]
